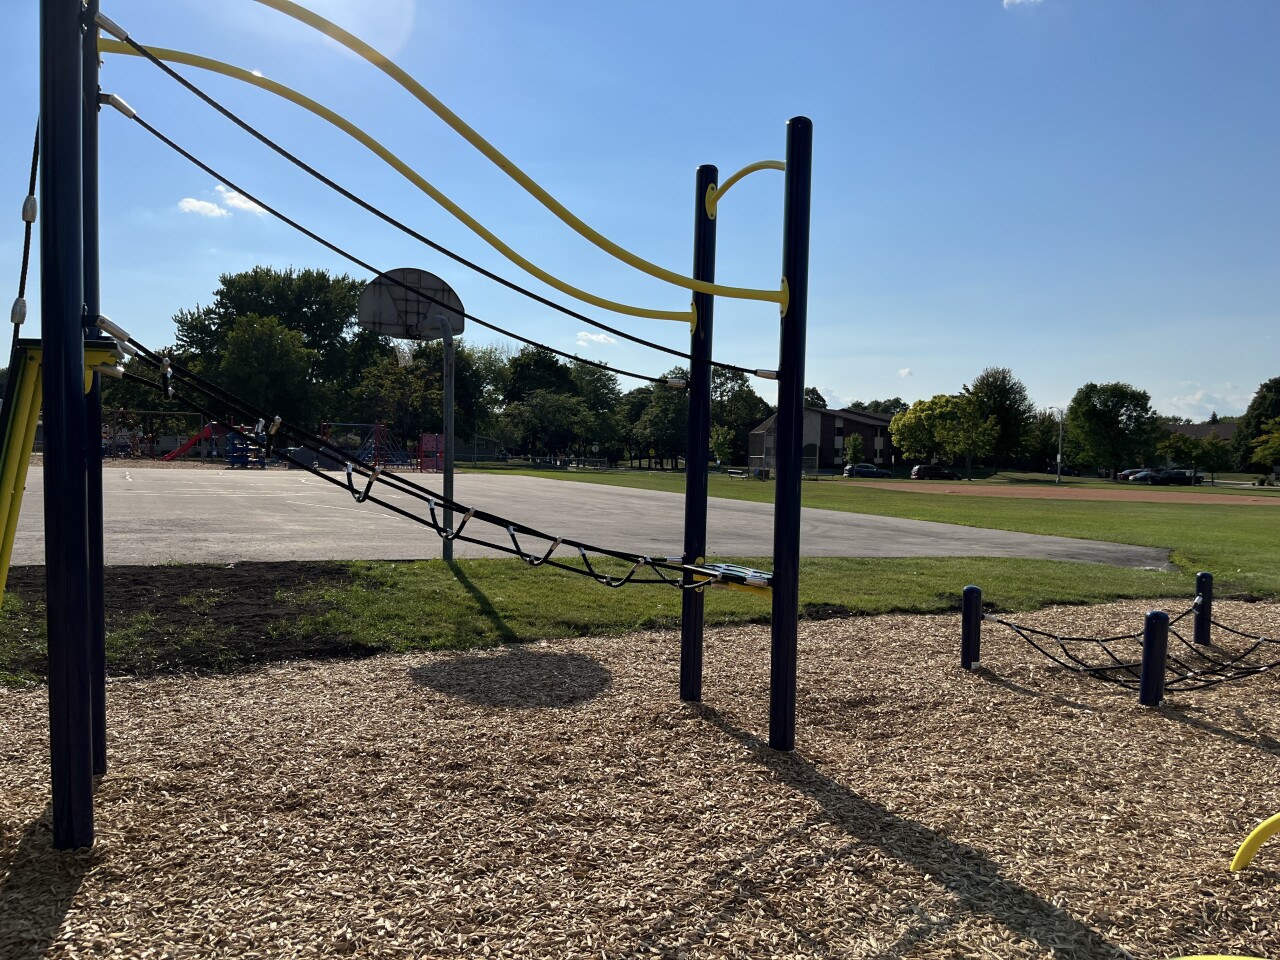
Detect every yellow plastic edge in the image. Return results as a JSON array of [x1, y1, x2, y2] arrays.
[[0, 350, 42, 606], [99, 40, 692, 324], [1229, 811, 1280, 871], [249, 0, 783, 306]]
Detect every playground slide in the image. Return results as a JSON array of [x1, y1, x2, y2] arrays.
[[0, 339, 117, 605], [162, 423, 213, 461]]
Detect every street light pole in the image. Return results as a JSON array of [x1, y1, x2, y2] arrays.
[[1049, 407, 1064, 485]]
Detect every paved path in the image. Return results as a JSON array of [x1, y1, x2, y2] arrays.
[[12, 468, 1172, 569]]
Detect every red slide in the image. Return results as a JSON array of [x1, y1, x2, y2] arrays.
[[162, 424, 213, 462]]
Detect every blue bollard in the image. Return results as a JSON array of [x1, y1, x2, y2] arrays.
[[961, 585, 982, 670], [1139, 610, 1169, 707], [1194, 571, 1213, 646]]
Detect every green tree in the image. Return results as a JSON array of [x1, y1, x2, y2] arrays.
[[1064, 382, 1160, 476], [1156, 431, 1201, 471], [709, 424, 735, 465], [216, 314, 318, 427], [504, 347, 575, 404], [964, 366, 1034, 470], [803, 386, 827, 408], [1025, 408, 1063, 470], [1251, 416, 1280, 471], [1233, 377, 1280, 470], [504, 389, 592, 459], [846, 397, 908, 416], [890, 400, 946, 462], [1199, 429, 1234, 482], [931, 394, 998, 478], [570, 361, 623, 458], [711, 368, 772, 465]]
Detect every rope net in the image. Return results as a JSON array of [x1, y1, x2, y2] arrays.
[[110, 337, 771, 596], [985, 598, 1280, 693]]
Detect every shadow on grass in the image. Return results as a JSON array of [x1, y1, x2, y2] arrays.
[[693, 705, 1126, 959], [446, 560, 517, 643], [0, 806, 91, 960], [409, 645, 611, 709]]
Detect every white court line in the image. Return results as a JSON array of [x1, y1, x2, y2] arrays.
[[283, 499, 404, 520]]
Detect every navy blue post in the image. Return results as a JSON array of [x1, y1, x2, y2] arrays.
[[680, 164, 718, 703], [961, 585, 982, 670], [769, 117, 813, 752], [83, 0, 107, 779], [41, 0, 94, 848], [1138, 610, 1169, 707], [1194, 571, 1213, 646]]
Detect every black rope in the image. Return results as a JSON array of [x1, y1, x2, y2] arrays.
[[127, 113, 670, 388], [122, 348, 739, 593], [11, 124, 39, 356], [116, 33, 766, 380], [1207, 615, 1276, 645]]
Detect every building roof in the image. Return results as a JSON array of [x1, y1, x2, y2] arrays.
[[1168, 422, 1238, 442]]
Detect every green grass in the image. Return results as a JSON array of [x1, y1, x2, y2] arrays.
[[3, 467, 1275, 686]]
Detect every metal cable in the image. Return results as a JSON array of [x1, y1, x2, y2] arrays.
[[116, 34, 764, 378], [127, 113, 670, 387]]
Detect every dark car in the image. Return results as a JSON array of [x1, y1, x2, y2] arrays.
[[844, 462, 892, 478], [1117, 468, 1149, 481], [1131, 469, 1202, 486], [911, 464, 961, 480]]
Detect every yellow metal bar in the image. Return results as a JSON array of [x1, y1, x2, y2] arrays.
[[706, 160, 786, 217], [1230, 811, 1280, 871], [0, 349, 43, 606], [246, 0, 784, 307], [100, 40, 692, 324]]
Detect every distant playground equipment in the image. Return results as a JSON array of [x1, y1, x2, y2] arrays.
[[961, 573, 1279, 705], [320, 421, 410, 469]]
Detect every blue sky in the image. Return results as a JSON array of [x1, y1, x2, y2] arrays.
[[2, 0, 1276, 418]]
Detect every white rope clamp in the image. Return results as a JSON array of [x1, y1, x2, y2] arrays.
[[97, 92, 136, 120], [10, 298, 25, 327], [95, 315, 130, 341], [21, 196, 36, 224], [93, 12, 129, 41]]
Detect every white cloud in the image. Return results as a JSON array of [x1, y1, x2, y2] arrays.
[[215, 185, 265, 214], [178, 198, 228, 218], [1003, 0, 1043, 7], [576, 331, 616, 346], [1161, 385, 1252, 421], [898, 368, 913, 379]]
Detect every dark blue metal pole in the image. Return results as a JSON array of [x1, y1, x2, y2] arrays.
[[1194, 571, 1213, 646], [769, 117, 812, 752], [961, 585, 982, 670], [1138, 610, 1169, 707], [41, 0, 94, 848], [680, 164, 718, 703], [83, 0, 107, 780]]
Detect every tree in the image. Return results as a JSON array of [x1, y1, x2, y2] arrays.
[[930, 394, 998, 479], [846, 397, 908, 416], [1233, 377, 1280, 470], [1156, 430, 1201, 473], [963, 367, 1034, 470], [1025, 408, 1063, 470], [504, 347, 575, 404], [709, 424, 735, 465], [635, 368, 690, 467], [711, 368, 772, 465], [1251, 416, 1280, 472], [570, 361, 623, 458], [803, 386, 827, 409], [1200, 429, 1234, 482], [504, 389, 592, 459], [890, 400, 946, 462], [216, 314, 317, 427], [1064, 382, 1160, 476]]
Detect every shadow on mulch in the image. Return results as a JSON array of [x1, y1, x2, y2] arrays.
[[0, 806, 91, 960], [3, 562, 370, 680], [410, 647, 612, 709], [693, 705, 1128, 959]]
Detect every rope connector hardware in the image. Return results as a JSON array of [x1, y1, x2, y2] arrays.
[[97, 92, 136, 120], [93, 12, 129, 42], [664, 378, 687, 390], [268, 416, 282, 435], [94, 363, 124, 379], [10, 298, 25, 327], [22, 195, 36, 224], [95, 315, 130, 341]]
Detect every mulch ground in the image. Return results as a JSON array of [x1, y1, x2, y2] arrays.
[[3, 601, 1279, 959]]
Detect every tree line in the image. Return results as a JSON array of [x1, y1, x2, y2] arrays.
[[95, 266, 775, 466], [887, 368, 1280, 477]]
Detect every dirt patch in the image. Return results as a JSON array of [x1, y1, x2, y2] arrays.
[[862, 480, 1280, 505], [3, 561, 364, 678], [2, 601, 1278, 959]]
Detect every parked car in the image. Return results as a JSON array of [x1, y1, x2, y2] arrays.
[[1130, 469, 1203, 486], [910, 464, 961, 480], [1045, 465, 1080, 476], [1117, 468, 1149, 481], [844, 462, 892, 478]]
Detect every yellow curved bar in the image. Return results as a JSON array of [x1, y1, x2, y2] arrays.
[[706, 160, 786, 217], [100, 40, 691, 323], [249, 0, 784, 307], [1229, 811, 1280, 871]]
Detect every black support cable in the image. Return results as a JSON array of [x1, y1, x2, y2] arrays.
[[11, 124, 39, 355], [118, 346, 734, 592], [128, 113, 670, 388], [116, 32, 766, 379]]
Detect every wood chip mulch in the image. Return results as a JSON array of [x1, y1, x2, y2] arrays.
[[3, 601, 1279, 959]]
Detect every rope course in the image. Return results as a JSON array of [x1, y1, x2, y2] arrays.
[[96, 318, 772, 597], [962, 579, 1280, 704]]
